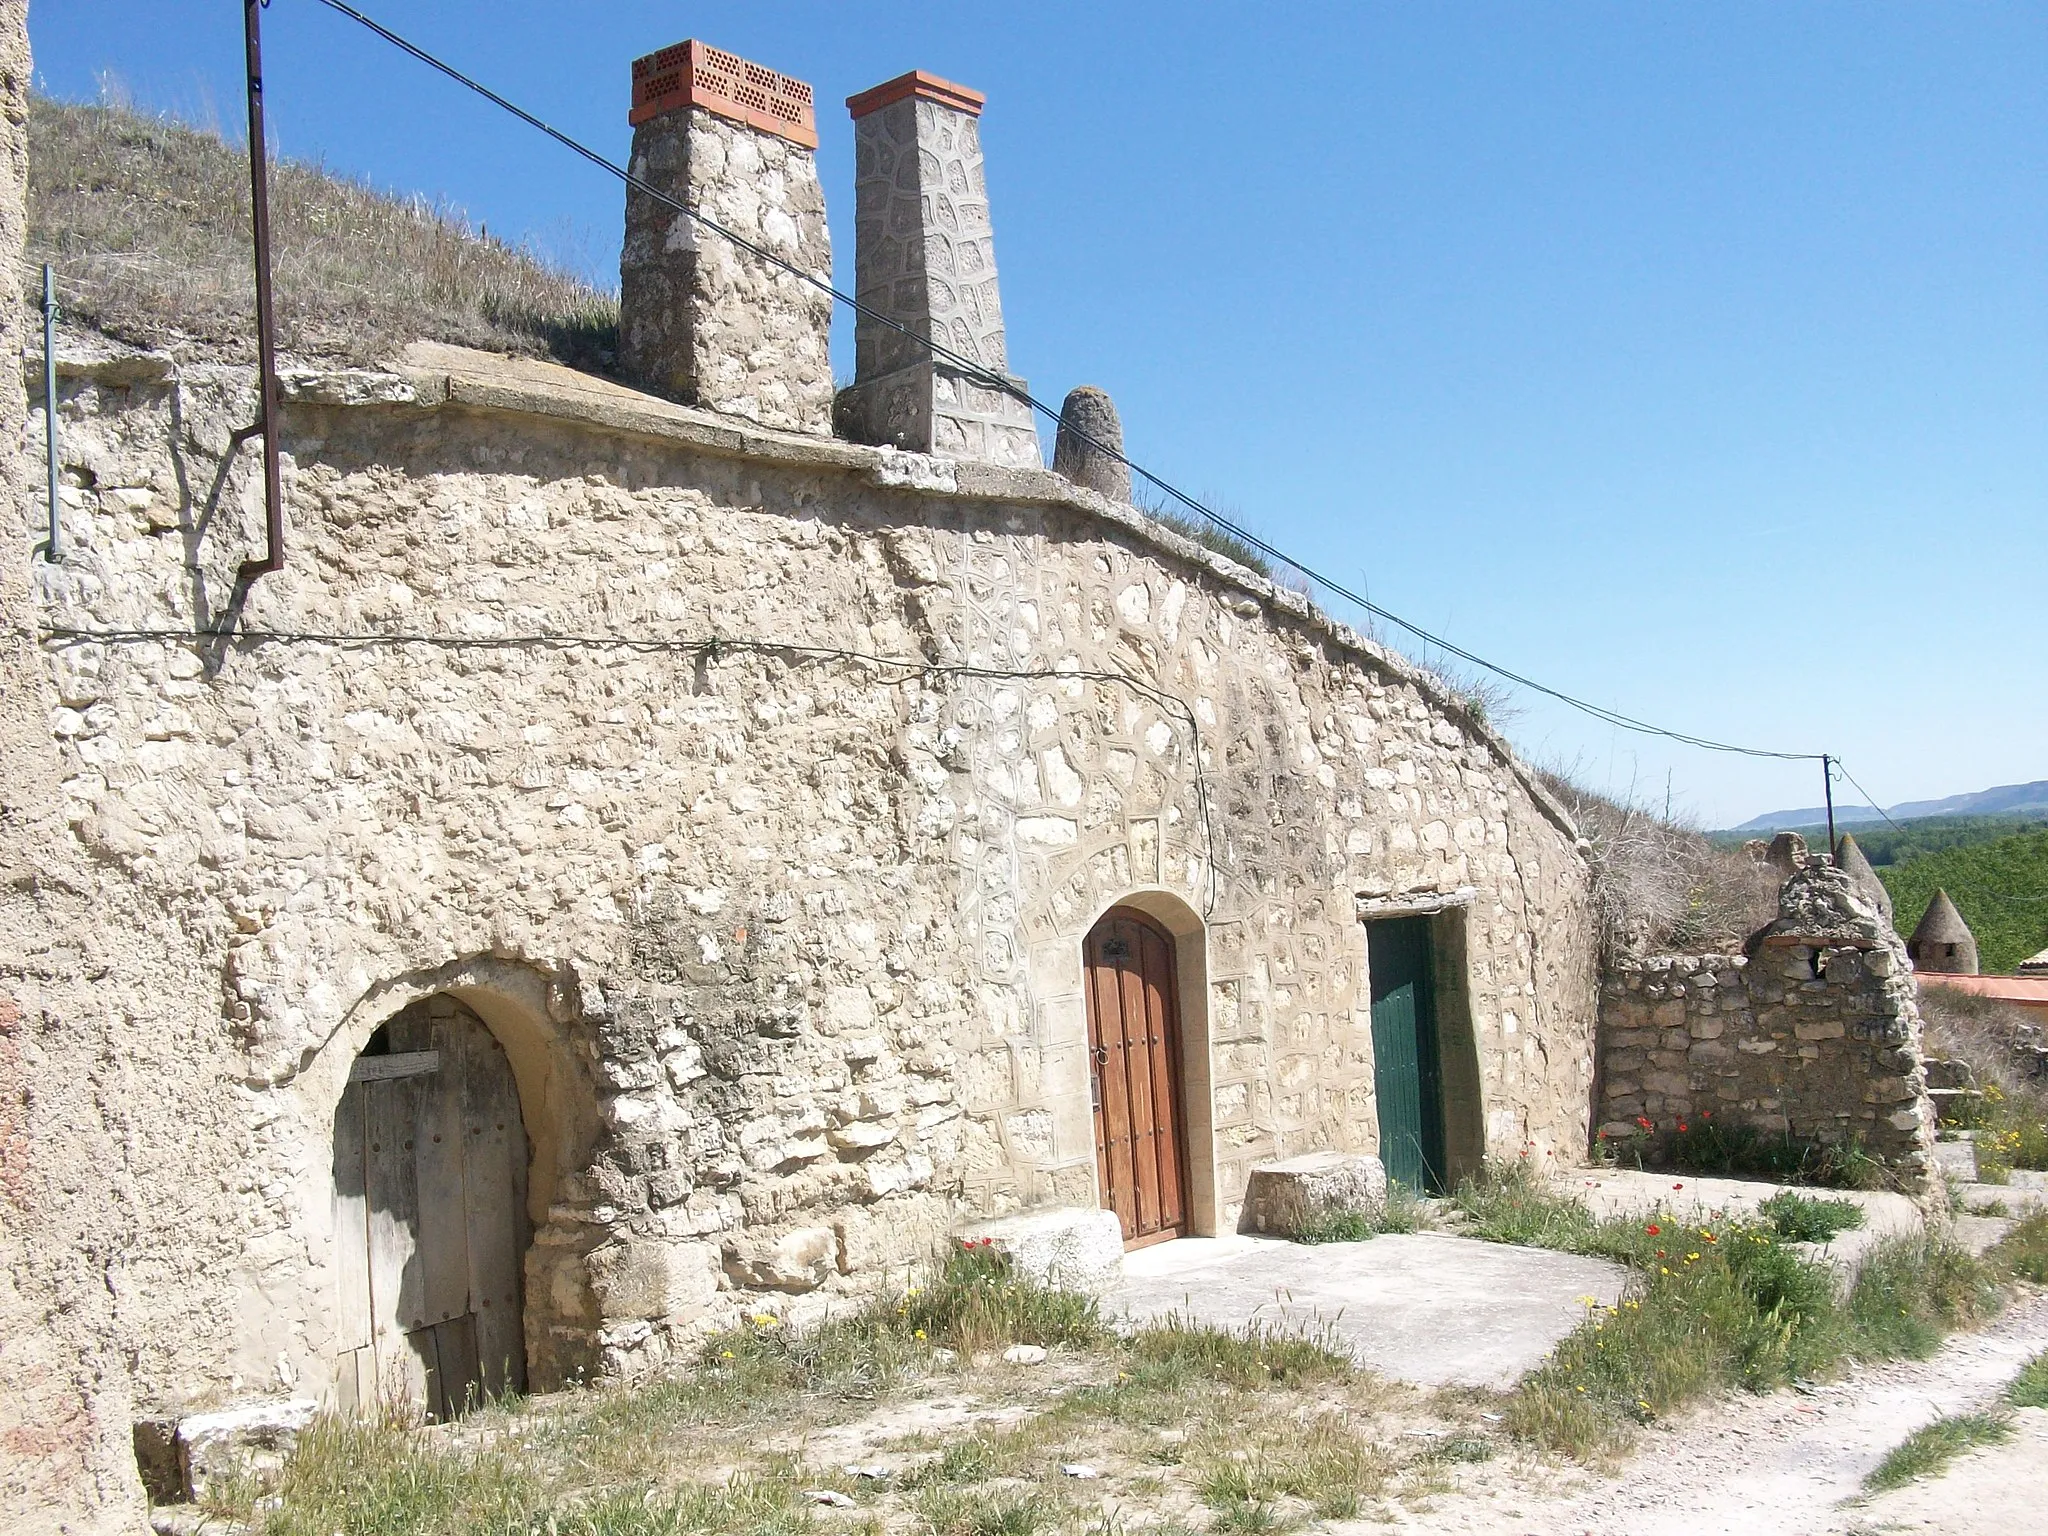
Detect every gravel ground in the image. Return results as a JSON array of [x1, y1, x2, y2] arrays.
[[1359, 1288, 2048, 1536]]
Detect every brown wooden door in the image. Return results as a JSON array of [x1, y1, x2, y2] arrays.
[[331, 995, 529, 1421], [1085, 908, 1189, 1246]]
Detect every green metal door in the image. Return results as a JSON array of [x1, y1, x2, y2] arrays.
[[1368, 918, 1448, 1194]]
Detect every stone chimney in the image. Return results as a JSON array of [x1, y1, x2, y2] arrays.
[[836, 71, 1041, 468], [620, 41, 833, 434]]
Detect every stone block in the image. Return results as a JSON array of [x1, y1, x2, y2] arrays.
[[723, 1227, 838, 1293], [177, 1398, 319, 1501], [1239, 1150, 1390, 1238], [1794, 1018, 1847, 1041], [590, 1237, 722, 1320], [955, 1206, 1125, 1294]]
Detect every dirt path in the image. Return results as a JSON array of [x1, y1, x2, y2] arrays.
[[1371, 1289, 2048, 1536]]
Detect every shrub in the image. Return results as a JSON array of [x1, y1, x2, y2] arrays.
[[1538, 772, 1779, 956], [1758, 1189, 1867, 1243], [1845, 1233, 2002, 1360], [1609, 1113, 1892, 1191], [902, 1240, 1107, 1357]]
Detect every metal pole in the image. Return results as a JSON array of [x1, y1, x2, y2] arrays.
[[40, 264, 60, 562], [240, 0, 285, 582], [1822, 754, 1837, 862]]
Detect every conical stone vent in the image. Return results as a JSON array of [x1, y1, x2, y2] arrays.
[[1907, 888, 1978, 975], [1834, 834, 1893, 928]]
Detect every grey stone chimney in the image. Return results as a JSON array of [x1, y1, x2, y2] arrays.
[[619, 41, 833, 435], [835, 71, 1041, 469]]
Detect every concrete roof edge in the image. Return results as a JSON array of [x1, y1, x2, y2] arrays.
[[36, 342, 1584, 853]]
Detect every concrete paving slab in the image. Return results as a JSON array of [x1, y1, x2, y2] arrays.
[[1103, 1231, 1626, 1389]]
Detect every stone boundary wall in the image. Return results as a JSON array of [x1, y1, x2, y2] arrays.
[[1595, 867, 1937, 1190]]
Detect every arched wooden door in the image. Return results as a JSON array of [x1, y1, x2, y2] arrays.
[[331, 995, 529, 1421], [1085, 907, 1190, 1246]]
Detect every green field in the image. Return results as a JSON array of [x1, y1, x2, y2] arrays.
[[1874, 828, 2048, 974], [1709, 812, 2048, 863]]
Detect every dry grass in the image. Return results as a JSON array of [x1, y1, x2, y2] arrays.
[[1540, 770, 1780, 957], [27, 97, 617, 367], [202, 1255, 1506, 1534]]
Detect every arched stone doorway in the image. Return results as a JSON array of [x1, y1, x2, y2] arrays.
[[1084, 906, 1193, 1247], [330, 994, 530, 1420]]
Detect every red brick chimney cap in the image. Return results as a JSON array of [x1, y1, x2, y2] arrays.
[[630, 39, 819, 148], [846, 70, 985, 120]]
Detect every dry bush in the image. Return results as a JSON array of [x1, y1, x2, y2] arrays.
[[27, 97, 617, 368], [1920, 989, 2047, 1110], [1540, 770, 1779, 958]]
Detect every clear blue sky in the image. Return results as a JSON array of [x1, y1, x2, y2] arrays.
[[30, 2, 2047, 827]]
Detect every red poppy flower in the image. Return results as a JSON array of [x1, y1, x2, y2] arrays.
[[1645, 1224, 1660, 1236], [1636, 1117, 1653, 1131], [1677, 1122, 1689, 1133]]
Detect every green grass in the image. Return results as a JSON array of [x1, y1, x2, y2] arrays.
[[1138, 501, 1276, 577], [1864, 1413, 2014, 1493], [1707, 813, 2048, 864], [1989, 1211, 2048, 1283], [1291, 1184, 1429, 1244], [1875, 828, 2048, 976], [2010, 1350, 2048, 1409], [1758, 1189, 1867, 1243], [1453, 1162, 2002, 1462]]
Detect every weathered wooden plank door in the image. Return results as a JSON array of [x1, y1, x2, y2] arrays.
[[1085, 908, 1189, 1246], [1367, 918, 1447, 1194], [330, 996, 528, 1421]]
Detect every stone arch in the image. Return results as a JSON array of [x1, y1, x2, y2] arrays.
[[1067, 888, 1219, 1240], [301, 957, 607, 1398]]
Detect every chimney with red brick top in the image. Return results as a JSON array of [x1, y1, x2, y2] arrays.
[[834, 71, 1041, 468], [619, 41, 833, 434]]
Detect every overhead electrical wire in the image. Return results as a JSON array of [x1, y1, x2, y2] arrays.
[[299, 0, 1822, 765]]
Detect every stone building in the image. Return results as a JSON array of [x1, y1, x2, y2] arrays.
[[1907, 888, 1979, 975], [0, 31, 1599, 1530], [1594, 866, 1938, 1188]]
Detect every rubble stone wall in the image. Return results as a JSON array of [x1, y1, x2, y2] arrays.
[[12, 340, 1596, 1456], [1596, 868, 1937, 1188], [620, 110, 834, 433]]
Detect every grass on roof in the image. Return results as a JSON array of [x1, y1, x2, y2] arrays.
[[26, 97, 618, 369]]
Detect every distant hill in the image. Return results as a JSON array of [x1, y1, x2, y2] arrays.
[[1728, 778, 2048, 835]]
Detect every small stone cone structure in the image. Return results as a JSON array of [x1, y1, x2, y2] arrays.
[[2018, 947, 2048, 978], [1834, 833, 1893, 928], [619, 41, 834, 433], [836, 71, 1042, 467], [1052, 386, 1130, 501], [1907, 888, 1979, 975]]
